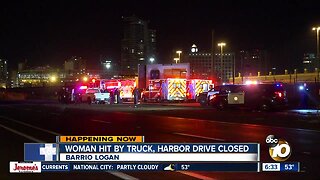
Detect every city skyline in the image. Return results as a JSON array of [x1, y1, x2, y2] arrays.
[[1, 0, 320, 71]]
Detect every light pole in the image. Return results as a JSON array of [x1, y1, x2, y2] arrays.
[[312, 26, 320, 75], [233, 55, 235, 84], [176, 50, 182, 63], [174, 58, 180, 64], [312, 27, 320, 59], [218, 42, 226, 83]]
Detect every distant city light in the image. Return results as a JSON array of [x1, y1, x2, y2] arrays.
[[245, 80, 258, 85], [50, 76, 57, 82], [149, 57, 155, 63], [83, 76, 88, 82]]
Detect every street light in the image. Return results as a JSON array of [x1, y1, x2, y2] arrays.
[[176, 50, 182, 63], [105, 61, 111, 69], [174, 58, 180, 64], [218, 42, 226, 83], [312, 27, 320, 59], [149, 57, 155, 63]]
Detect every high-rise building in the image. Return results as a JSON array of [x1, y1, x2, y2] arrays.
[[214, 53, 235, 83], [239, 49, 268, 76], [186, 44, 213, 79], [186, 45, 235, 83], [302, 53, 318, 71], [121, 16, 156, 76], [0, 59, 8, 88], [64, 56, 86, 76], [187, 53, 213, 79]]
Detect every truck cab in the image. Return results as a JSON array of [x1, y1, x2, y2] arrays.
[[141, 81, 162, 102], [81, 88, 110, 104]]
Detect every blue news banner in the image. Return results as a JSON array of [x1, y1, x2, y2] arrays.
[[25, 143, 260, 172], [58, 143, 259, 153]]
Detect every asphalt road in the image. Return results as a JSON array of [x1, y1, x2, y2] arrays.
[[0, 101, 319, 180]]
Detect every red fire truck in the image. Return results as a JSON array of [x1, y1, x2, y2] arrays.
[[141, 78, 213, 102], [141, 78, 187, 102], [186, 79, 213, 100]]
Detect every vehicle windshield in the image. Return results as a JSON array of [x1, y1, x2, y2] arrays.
[[217, 85, 244, 93], [148, 83, 161, 91]]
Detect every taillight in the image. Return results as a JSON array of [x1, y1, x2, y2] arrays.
[[275, 91, 283, 98], [157, 92, 160, 96]]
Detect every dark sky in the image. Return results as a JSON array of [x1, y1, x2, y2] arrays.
[[1, 0, 320, 71]]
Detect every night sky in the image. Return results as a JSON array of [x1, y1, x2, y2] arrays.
[[1, 0, 320, 72]]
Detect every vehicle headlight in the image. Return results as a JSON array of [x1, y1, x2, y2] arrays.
[[209, 95, 216, 100]]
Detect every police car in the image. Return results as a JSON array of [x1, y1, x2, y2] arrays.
[[197, 86, 222, 106], [209, 83, 287, 110]]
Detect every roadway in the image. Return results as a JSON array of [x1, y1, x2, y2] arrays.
[[0, 100, 319, 179]]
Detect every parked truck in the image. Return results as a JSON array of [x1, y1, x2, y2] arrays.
[[81, 88, 110, 104]]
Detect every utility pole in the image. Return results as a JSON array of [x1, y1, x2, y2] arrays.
[[211, 30, 215, 80]]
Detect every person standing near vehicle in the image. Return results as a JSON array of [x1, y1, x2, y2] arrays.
[[133, 87, 139, 107], [109, 90, 113, 104], [115, 88, 121, 104]]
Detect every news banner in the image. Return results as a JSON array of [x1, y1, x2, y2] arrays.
[[9, 135, 300, 173]]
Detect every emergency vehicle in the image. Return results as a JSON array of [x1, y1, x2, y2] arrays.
[[141, 80, 162, 102], [209, 83, 287, 110], [100, 79, 136, 101], [141, 78, 187, 101], [186, 79, 213, 100]]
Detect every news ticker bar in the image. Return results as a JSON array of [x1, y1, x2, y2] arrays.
[[10, 162, 260, 173], [10, 162, 301, 173]]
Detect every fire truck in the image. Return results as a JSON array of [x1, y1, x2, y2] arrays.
[[141, 78, 213, 102], [141, 78, 187, 102], [186, 79, 213, 100], [100, 79, 136, 101], [141, 79, 162, 102]]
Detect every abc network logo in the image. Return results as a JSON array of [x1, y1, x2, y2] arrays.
[[266, 135, 291, 162]]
